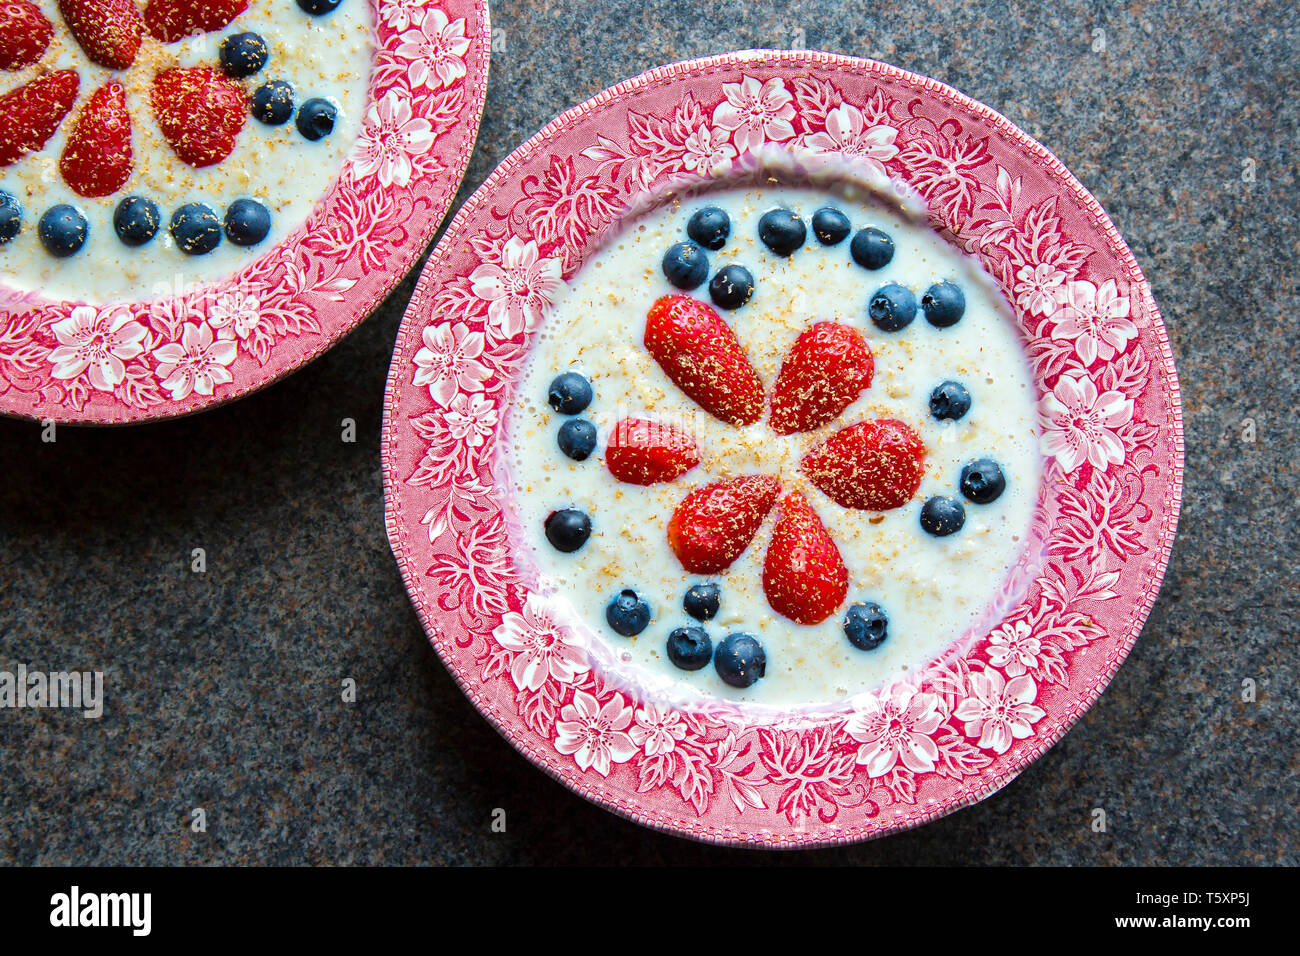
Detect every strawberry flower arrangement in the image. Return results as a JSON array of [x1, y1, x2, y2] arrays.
[[1, 0, 258, 197], [609, 293, 927, 627]]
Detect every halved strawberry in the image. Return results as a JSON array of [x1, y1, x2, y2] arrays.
[[0, 0, 53, 71], [801, 418, 925, 511], [768, 322, 875, 435], [644, 294, 765, 427], [762, 491, 848, 625], [58, 0, 142, 70], [143, 0, 248, 44], [605, 418, 700, 485], [59, 81, 133, 198], [667, 475, 780, 574], [151, 67, 247, 168], [0, 70, 78, 167]]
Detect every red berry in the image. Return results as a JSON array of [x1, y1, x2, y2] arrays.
[[151, 67, 247, 168], [60, 81, 133, 199], [762, 491, 848, 625], [58, 0, 143, 70], [0, 70, 78, 168], [801, 419, 926, 511], [644, 294, 765, 426], [0, 0, 54, 71], [605, 418, 700, 485], [769, 321, 875, 434], [143, 0, 248, 43], [667, 475, 781, 574]]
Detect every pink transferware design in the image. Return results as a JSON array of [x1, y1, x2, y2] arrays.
[[0, 0, 490, 424], [382, 51, 1183, 846]]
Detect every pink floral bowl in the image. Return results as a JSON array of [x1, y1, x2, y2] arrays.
[[0, 0, 490, 425], [382, 51, 1183, 847]]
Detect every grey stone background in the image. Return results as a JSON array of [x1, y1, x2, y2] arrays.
[[1, 0, 1295, 865]]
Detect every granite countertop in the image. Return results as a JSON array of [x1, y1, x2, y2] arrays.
[[1, 0, 1295, 865]]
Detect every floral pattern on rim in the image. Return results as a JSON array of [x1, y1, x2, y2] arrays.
[[0, 0, 491, 423], [382, 52, 1183, 846]]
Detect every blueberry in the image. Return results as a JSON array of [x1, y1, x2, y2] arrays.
[[920, 495, 966, 536], [758, 209, 806, 256], [37, 205, 88, 258], [661, 240, 708, 290], [606, 589, 652, 636], [219, 31, 268, 78], [251, 80, 294, 125], [922, 280, 966, 328], [666, 626, 713, 670], [686, 206, 730, 250], [844, 602, 888, 650], [224, 198, 271, 246], [929, 381, 971, 421], [869, 283, 917, 331], [547, 372, 592, 414], [297, 97, 337, 140], [960, 458, 1006, 504], [683, 582, 720, 621], [169, 203, 222, 255], [296, 0, 343, 12], [0, 190, 22, 245], [544, 508, 591, 552], [812, 206, 851, 245], [557, 418, 597, 461], [850, 227, 894, 269], [111, 196, 160, 247], [708, 264, 754, 310], [714, 633, 766, 688]]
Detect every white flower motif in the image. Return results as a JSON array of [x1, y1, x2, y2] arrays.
[[1041, 372, 1134, 473], [711, 75, 796, 153], [469, 236, 563, 339], [492, 593, 589, 692], [954, 669, 1046, 754], [443, 392, 497, 448], [555, 691, 637, 776], [396, 9, 471, 89], [629, 704, 687, 757], [380, 0, 425, 31], [844, 684, 944, 777], [48, 306, 147, 391], [151, 321, 237, 400], [1014, 263, 1067, 317], [208, 291, 261, 341], [804, 103, 899, 178], [986, 620, 1042, 678], [681, 124, 736, 175], [355, 90, 437, 188], [412, 321, 490, 407], [1050, 279, 1137, 365]]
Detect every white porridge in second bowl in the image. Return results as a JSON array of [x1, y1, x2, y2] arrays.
[[503, 184, 1043, 710]]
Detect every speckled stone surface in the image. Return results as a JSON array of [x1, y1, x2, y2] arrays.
[[1, 0, 1296, 865]]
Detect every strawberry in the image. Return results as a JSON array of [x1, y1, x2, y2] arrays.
[[0, 0, 53, 71], [143, 0, 248, 44], [762, 491, 848, 625], [667, 475, 781, 574], [801, 418, 926, 511], [59, 81, 133, 198], [0, 70, 78, 167], [768, 322, 874, 435], [151, 67, 247, 168], [605, 418, 700, 485], [58, 0, 142, 70], [644, 294, 765, 426]]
